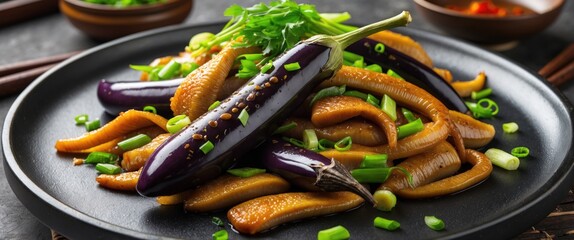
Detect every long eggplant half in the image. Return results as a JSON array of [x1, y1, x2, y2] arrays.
[[136, 12, 413, 197], [98, 78, 183, 115], [346, 38, 469, 113], [259, 138, 375, 205]]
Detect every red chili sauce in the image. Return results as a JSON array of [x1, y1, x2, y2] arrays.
[[447, 0, 534, 17]]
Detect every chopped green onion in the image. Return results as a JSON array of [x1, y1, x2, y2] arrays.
[[303, 129, 319, 151], [237, 59, 259, 79], [273, 121, 297, 135], [386, 69, 403, 80], [188, 32, 215, 51], [471, 87, 492, 100], [200, 140, 215, 154], [212, 229, 228, 240], [502, 122, 519, 133], [318, 138, 336, 151], [485, 148, 520, 170], [343, 51, 363, 63], [334, 136, 352, 151], [238, 108, 249, 126], [227, 167, 266, 178], [511, 147, 530, 158], [260, 60, 274, 73], [130, 64, 154, 73], [166, 115, 191, 134], [180, 62, 199, 76], [284, 62, 301, 71], [84, 151, 119, 165], [95, 163, 122, 175], [424, 216, 445, 231], [343, 90, 368, 101], [74, 114, 89, 125], [397, 118, 424, 139], [360, 154, 388, 168], [117, 134, 152, 151], [366, 94, 380, 107], [148, 67, 161, 81], [238, 53, 264, 61], [85, 119, 101, 131], [310, 85, 346, 106], [353, 58, 365, 68], [208, 101, 221, 111], [466, 98, 499, 119], [381, 94, 397, 121], [373, 190, 397, 212], [401, 107, 417, 122], [374, 216, 400, 231], [211, 216, 224, 227], [158, 59, 181, 80], [143, 106, 157, 114], [317, 225, 350, 240], [284, 137, 306, 148], [351, 167, 412, 184], [375, 43, 385, 53], [364, 64, 383, 73]]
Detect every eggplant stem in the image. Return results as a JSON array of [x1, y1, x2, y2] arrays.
[[311, 159, 376, 206]]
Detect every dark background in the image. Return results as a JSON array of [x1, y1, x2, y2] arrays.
[[1, 0, 573, 239]]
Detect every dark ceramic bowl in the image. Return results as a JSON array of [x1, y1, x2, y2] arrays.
[[59, 0, 193, 41], [413, 0, 565, 44]]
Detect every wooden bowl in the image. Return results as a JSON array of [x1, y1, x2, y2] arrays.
[[413, 0, 565, 44], [59, 0, 193, 41]]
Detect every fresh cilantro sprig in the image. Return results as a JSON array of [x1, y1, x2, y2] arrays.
[[187, 0, 358, 78]]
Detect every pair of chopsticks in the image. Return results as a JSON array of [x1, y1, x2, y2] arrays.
[[539, 43, 574, 86], [0, 51, 81, 97]]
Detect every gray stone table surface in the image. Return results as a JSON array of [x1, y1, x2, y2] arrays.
[[1, 1, 573, 239]]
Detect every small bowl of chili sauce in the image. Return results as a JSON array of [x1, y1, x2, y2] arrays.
[[414, 0, 565, 46]]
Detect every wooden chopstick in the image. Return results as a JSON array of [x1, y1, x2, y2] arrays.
[[539, 43, 574, 86], [0, 51, 81, 97]]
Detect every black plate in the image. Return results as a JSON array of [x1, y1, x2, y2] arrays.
[[3, 23, 574, 239]]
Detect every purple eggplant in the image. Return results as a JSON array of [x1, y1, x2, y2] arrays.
[[136, 12, 412, 197], [97, 78, 183, 115], [346, 38, 469, 113], [260, 138, 375, 205]]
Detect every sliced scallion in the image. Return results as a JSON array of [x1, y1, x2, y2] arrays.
[[208, 101, 221, 111], [143, 106, 157, 114], [158, 59, 181, 80], [373, 190, 397, 212], [386, 69, 403, 79], [334, 136, 352, 151], [466, 98, 499, 119], [366, 94, 380, 107], [211, 216, 224, 227], [397, 118, 424, 139], [284, 137, 306, 148], [317, 225, 350, 240], [238, 108, 249, 126], [310, 85, 346, 106], [381, 94, 397, 121], [117, 134, 152, 151], [343, 51, 363, 63], [303, 129, 319, 151], [166, 115, 191, 133], [260, 60, 274, 74], [227, 167, 266, 178], [180, 62, 199, 76], [84, 151, 119, 165], [272, 121, 297, 135], [318, 138, 336, 151], [351, 167, 412, 184], [364, 64, 383, 73], [374, 43, 385, 53], [485, 148, 519, 170], [374, 216, 400, 231], [511, 147, 530, 158], [212, 229, 228, 240], [471, 87, 492, 100], [502, 122, 519, 133], [95, 163, 122, 175], [401, 107, 417, 122], [424, 216, 445, 231], [284, 62, 301, 71], [74, 114, 89, 125], [85, 119, 101, 131], [199, 140, 214, 154], [343, 90, 368, 101], [360, 154, 388, 168]]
